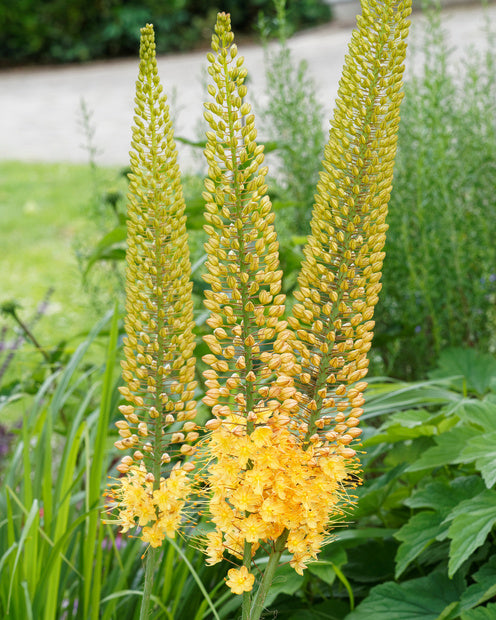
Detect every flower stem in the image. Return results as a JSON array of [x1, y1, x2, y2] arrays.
[[249, 529, 289, 620], [242, 541, 253, 620], [140, 546, 158, 619]]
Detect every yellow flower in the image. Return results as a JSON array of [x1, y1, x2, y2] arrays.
[[225, 566, 255, 595], [142, 522, 166, 548]]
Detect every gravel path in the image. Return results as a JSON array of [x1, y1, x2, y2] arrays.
[[0, 4, 494, 172]]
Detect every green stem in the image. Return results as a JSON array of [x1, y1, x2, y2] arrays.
[[10, 308, 51, 366], [249, 529, 289, 620], [242, 541, 253, 620], [140, 547, 158, 619]]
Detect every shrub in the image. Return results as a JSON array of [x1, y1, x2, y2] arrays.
[[374, 12, 496, 378], [0, 0, 331, 65]]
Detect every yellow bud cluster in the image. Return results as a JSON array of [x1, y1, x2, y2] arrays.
[[200, 3, 410, 590], [288, 0, 411, 452], [108, 24, 198, 541], [201, 12, 298, 424]]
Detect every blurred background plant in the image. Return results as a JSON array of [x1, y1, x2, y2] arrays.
[[374, 10, 496, 379], [0, 0, 331, 66]]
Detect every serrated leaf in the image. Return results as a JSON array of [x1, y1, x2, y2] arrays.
[[461, 603, 496, 620], [429, 348, 496, 396], [460, 556, 496, 611], [345, 571, 466, 620], [405, 477, 485, 516], [394, 511, 447, 577], [407, 426, 479, 472], [445, 489, 496, 576], [461, 431, 496, 488], [457, 400, 496, 432]]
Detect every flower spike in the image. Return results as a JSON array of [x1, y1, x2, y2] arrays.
[[289, 0, 411, 453], [106, 24, 197, 547]]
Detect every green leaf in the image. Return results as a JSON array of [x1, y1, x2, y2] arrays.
[[289, 599, 350, 619], [461, 430, 496, 488], [461, 603, 496, 620], [365, 409, 439, 447], [429, 348, 496, 396], [363, 379, 462, 420], [334, 528, 397, 543], [407, 426, 479, 472], [405, 477, 485, 517], [308, 546, 347, 585], [394, 511, 447, 577], [346, 571, 466, 620], [457, 400, 496, 432], [445, 489, 496, 576], [264, 563, 305, 607], [344, 540, 397, 584], [83, 225, 127, 275], [460, 556, 496, 611]]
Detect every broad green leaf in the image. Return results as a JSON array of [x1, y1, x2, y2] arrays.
[[461, 603, 496, 620], [363, 379, 462, 420], [407, 426, 479, 472], [264, 563, 305, 607], [344, 540, 397, 584], [445, 489, 496, 576], [461, 431, 496, 488], [460, 556, 496, 612], [345, 571, 466, 620], [405, 477, 485, 516], [457, 400, 496, 432], [429, 348, 496, 396], [394, 511, 447, 577], [308, 546, 347, 585], [364, 410, 437, 446]]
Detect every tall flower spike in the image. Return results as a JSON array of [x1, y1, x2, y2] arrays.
[[107, 24, 197, 548], [289, 0, 411, 451], [200, 13, 358, 604], [201, 10, 304, 579]]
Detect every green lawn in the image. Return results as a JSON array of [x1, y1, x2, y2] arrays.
[[0, 161, 126, 367]]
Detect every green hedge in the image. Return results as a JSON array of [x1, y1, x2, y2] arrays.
[[0, 0, 330, 65]]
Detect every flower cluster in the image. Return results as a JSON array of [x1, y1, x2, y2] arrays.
[[205, 420, 353, 574], [199, 3, 410, 592], [287, 0, 411, 454], [107, 24, 197, 543], [108, 465, 191, 547], [107, 0, 411, 605]]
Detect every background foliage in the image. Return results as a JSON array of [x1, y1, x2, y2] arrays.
[[0, 0, 330, 65], [375, 12, 496, 378]]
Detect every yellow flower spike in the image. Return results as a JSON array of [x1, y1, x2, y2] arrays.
[[107, 24, 197, 549], [289, 0, 411, 457], [201, 11, 294, 429]]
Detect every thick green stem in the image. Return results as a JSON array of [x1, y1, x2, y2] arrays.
[[241, 540, 253, 620], [140, 546, 158, 619], [249, 529, 289, 620]]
